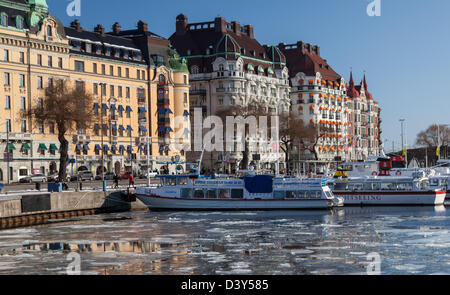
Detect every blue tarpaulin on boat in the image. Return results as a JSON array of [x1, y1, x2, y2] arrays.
[[243, 175, 273, 194]]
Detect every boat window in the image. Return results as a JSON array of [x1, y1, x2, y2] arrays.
[[397, 183, 412, 191], [231, 189, 243, 199], [181, 189, 192, 198], [273, 191, 284, 199], [166, 178, 177, 186], [194, 189, 204, 199], [177, 177, 188, 185], [381, 182, 394, 190], [334, 183, 348, 190], [206, 189, 217, 199], [364, 182, 380, 190], [218, 189, 230, 199], [430, 179, 440, 186], [307, 191, 319, 199], [286, 191, 296, 199], [296, 191, 307, 198], [349, 183, 363, 191], [324, 191, 333, 199]]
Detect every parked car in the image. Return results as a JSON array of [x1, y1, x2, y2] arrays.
[[120, 172, 136, 180], [95, 172, 116, 180], [139, 171, 158, 179], [20, 174, 47, 183], [47, 174, 71, 183], [71, 171, 94, 182]]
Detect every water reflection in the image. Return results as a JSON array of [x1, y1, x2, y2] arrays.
[[0, 206, 448, 275]]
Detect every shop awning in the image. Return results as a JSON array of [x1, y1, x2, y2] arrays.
[[118, 105, 125, 111], [127, 125, 133, 131], [138, 107, 147, 113], [127, 145, 134, 152], [119, 125, 125, 131], [93, 103, 100, 109], [95, 144, 101, 150], [49, 144, 58, 151], [126, 106, 133, 112], [111, 145, 118, 152], [139, 126, 147, 132], [39, 143, 47, 151], [103, 145, 110, 151], [75, 144, 82, 151], [102, 104, 109, 110], [83, 144, 90, 151], [22, 143, 31, 150], [183, 110, 190, 116], [110, 104, 117, 111], [119, 145, 126, 151]]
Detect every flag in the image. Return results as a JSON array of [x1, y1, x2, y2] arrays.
[[436, 146, 440, 157]]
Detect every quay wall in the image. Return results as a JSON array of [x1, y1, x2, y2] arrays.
[[0, 190, 148, 229]]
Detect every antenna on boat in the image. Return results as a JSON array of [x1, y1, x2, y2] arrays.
[[198, 145, 205, 177]]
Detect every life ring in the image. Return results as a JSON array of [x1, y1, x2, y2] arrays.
[[371, 171, 378, 176], [395, 171, 402, 176]]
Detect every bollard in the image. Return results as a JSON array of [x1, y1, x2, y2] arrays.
[[79, 182, 83, 191], [36, 182, 41, 191], [103, 180, 106, 192]]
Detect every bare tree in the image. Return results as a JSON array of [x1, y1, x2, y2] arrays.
[[22, 80, 94, 182], [216, 102, 269, 170], [416, 124, 450, 148]]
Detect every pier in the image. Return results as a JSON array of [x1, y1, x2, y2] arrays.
[[0, 189, 148, 229]]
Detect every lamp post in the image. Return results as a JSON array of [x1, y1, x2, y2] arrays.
[[5, 120, 10, 185], [100, 83, 106, 191]]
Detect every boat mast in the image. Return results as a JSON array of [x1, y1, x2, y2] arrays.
[[198, 145, 205, 177]]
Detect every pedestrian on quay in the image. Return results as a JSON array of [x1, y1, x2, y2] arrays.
[[129, 174, 135, 189], [113, 174, 119, 189]]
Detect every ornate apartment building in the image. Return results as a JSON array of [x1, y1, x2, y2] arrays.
[[0, 0, 189, 183], [279, 41, 381, 166], [170, 15, 291, 173]]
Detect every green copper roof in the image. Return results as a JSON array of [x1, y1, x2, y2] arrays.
[[167, 47, 188, 72], [28, 0, 48, 8]]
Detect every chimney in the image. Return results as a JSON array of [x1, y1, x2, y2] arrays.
[[112, 22, 122, 35], [306, 43, 312, 53], [176, 14, 188, 36], [214, 17, 226, 33], [278, 43, 286, 51], [296, 41, 305, 53], [94, 24, 105, 36], [244, 25, 254, 39], [138, 20, 148, 32], [314, 45, 320, 56], [231, 21, 241, 36], [70, 19, 81, 32]]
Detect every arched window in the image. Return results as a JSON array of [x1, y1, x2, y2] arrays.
[[47, 25, 52, 36], [0, 168, 3, 181], [1, 13, 8, 26], [158, 74, 166, 85], [218, 64, 224, 71]]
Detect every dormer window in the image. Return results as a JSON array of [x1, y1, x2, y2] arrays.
[[114, 48, 121, 58], [241, 48, 246, 55], [250, 50, 256, 57], [218, 64, 224, 71], [47, 25, 52, 36], [104, 47, 111, 56], [123, 50, 130, 59], [16, 16, 24, 29], [134, 51, 142, 61], [1, 13, 8, 27], [95, 45, 102, 55], [71, 40, 81, 51]]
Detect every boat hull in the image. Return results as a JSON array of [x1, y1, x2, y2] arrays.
[[333, 191, 446, 206], [136, 194, 335, 210]]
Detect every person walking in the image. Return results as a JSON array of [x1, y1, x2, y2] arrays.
[[129, 174, 135, 189], [113, 174, 119, 189]]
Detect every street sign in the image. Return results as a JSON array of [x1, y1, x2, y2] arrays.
[[3, 153, 12, 162]]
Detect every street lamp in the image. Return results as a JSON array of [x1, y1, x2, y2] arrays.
[[99, 83, 106, 191]]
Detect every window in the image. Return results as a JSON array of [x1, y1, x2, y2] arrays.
[[126, 87, 130, 98], [49, 122, 55, 134], [58, 57, 63, 68], [20, 97, 25, 110], [20, 120, 26, 132], [39, 123, 44, 134], [101, 64, 106, 75], [48, 56, 52, 67], [37, 54, 42, 66], [19, 52, 24, 63], [19, 74, 25, 87], [110, 85, 115, 97], [75, 60, 85, 72], [126, 68, 129, 78], [118, 67, 122, 77], [93, 83, 98, 95], [110, 65, 114, 76], [37, 98, 43, 109], [4, 49, 8, 61], [93, 63, 97, 73], [137, 70, 140, 80], [47, 25, 52, 36], [4, 73, 9, 86], [184, 75, 187, 84], [184, 93, 188, 104], [5, 119, 11, 132], [37, 76, 43, 89], [76, 81, 84, 91], [5, 95, 10, 109], [1, 13, 7, 26], [101, 84, 106, 96], [118, 86, 122, 98]]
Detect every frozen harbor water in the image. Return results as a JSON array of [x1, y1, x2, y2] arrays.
[[0, 206, 448, 275]]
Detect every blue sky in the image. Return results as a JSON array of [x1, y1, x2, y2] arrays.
[[47, 0, 450, 150]]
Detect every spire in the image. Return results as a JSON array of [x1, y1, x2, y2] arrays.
[[363, 73, 373, 100], [347, 70, 359, 98]]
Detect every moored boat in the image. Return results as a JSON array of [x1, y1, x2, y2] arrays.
[[330, 176, 446, 206], [136, 175, 343, 210]]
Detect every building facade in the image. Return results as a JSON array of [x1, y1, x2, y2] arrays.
[[0, 0, 189, 183], [170, 15, 290, 173], [279, 41, 381, 169]]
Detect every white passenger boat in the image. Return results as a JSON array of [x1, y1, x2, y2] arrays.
[[135, 175, 343, 210], [330, 176, 446, 206]]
